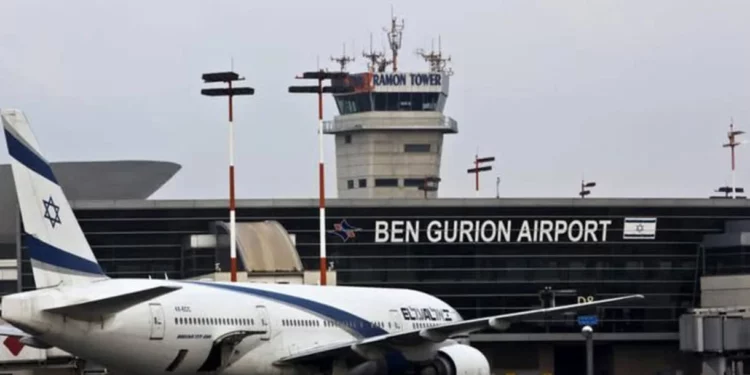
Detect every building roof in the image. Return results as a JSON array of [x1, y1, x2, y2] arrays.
[[0, 160, 180, 240], [68, 197, 750, 210]]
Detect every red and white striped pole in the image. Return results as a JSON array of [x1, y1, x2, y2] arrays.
[[468, 154, 495, 198], [228, 81, 237, 282], [474, 154, 479, 197], [201, 71, 254, 283], [317, 77, 327, 286], [289, 71, 351, 285]]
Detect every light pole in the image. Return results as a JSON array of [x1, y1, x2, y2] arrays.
[[201, 71, 255, 283], [713, 186, 746, 199], [581, 325, 594, 375], [467, 155, 494, 197], [723, 121, 745, 199], [580, 180, 596, 198], [288, 71, 351, 286]]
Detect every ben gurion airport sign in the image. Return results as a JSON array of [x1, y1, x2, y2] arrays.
[[372, 218, 658, 243]]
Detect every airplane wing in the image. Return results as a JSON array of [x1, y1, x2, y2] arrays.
[[274, 294, 643, 366], [43, 285, 181, 321]]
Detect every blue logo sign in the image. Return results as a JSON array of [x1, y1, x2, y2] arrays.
[[577, 315, 599, 326], [328, 219, 361, 242]]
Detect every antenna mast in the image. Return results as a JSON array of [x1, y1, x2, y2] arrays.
[[362, 33, 387, 73], [384, 8, 404, 72], [416, 36, 453, 75], [331, 43, 355, 72], [723, 118, 745, 199]]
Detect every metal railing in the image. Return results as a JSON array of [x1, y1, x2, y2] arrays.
[[323, 115, 458, 134]]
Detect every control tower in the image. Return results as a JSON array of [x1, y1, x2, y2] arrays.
[[324, 15, 457, 199]]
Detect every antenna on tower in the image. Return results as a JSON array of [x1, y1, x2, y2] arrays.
[[384, 7, 405, 72], [362, 32, 388, 73], [416, 35, 453, 75], [331, 43, 355, 72]]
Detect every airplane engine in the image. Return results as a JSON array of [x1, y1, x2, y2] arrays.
[[418, 344, 490, 375]]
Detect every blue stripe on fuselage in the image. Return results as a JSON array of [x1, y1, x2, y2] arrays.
[[25, 235, 104, 276], [185, 281, 411, 373], [185, 281, 388, 337], [4, 128, 58, 184]]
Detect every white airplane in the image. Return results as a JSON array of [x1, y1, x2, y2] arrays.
[[0, 109, 643, 375]]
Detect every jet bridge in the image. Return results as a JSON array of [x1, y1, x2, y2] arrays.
[[680, 306, 750, 375], [223, 220, 303, 272], [188, 220, 336, 285]]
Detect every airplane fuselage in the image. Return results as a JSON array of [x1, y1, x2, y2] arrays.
[[3, 278, 462, 375]]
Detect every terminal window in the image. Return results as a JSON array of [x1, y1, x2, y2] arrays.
[[374, 178, 398, 187], [404, 144, 431, 153], [404, 178, 425, 187], [358, 179, 367, 188], [347, 180, 354, 189], [372, 93, 439, 111], [335, 93, 373, 115]]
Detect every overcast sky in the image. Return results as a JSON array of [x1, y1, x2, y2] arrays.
[[0, 0, 748, 199]]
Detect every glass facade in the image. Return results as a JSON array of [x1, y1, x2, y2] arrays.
[[334, 92, 441, 115], [17, 200, 750, 336]]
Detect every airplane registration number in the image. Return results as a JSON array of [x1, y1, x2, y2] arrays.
[[174, 305, 192, 313]]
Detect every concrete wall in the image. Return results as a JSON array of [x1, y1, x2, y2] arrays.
[[334, 130, 445, 199], [701, 274, 750, 307]]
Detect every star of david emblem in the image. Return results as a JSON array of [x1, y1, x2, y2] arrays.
[[328, 219, 360, 242], [636, 224, 644, 232], [42, 196, 61, 228]]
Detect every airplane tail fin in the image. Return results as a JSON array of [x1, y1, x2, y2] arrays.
[[1, 109, 107, 288]]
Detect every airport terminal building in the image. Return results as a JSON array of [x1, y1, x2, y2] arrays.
[[2, 160, 749, 375], [1, 67, 747, 375]]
